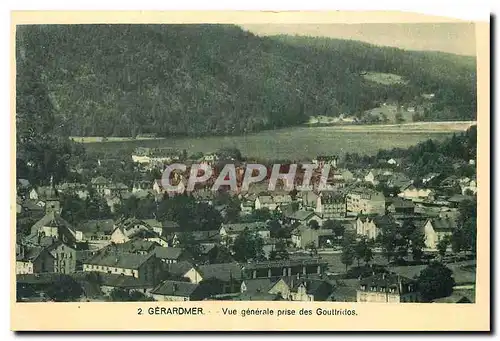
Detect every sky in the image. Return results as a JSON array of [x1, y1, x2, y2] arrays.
[[240, 23, 476, 56]]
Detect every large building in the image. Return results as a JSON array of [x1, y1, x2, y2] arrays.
[[346, 188, 385, 216], [82, 249, 159, 283], [357, 273, 420, 303], [315, 192, 346, 219]]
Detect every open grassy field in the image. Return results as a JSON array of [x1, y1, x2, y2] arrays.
[[81, 123, 466, 160], [362, 72, 408, 85]]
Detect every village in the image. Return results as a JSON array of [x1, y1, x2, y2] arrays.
[[15, 144, 477, 304]]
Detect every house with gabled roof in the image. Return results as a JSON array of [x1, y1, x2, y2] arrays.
[[182, 262, 243, 294], [150, 280, 214, 301], [290, 278, 333, 302], [387, 197, 415, 215], [82, 249, 159, 283], [357, 273, 420, 303], [421, 218, 458, 251], [356, 214, 396, 240], [154, 246, 193, 264], [254, 194, 292, 211], [398, 184, 434, 201], [110, 218, 156, 244], [219, 222, 270, 242], [75, 219, 115, 244], [284, 209, 324, 226], [16, 245, 55, 274], [46, 241, 78, 274], [91, 176, 110, 195], [291, 225, 335, 248], [346, 188, 385, 216], [315, 191, 346, 219], [98, 273, 156, 296], [28, 211, 77, 246]]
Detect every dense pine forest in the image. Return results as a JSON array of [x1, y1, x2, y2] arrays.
[[16, 24, 477, 138]]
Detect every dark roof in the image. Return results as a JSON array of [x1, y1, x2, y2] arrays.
[[84, 251, 153, 269], [243, 257, 327, 271], [174, 230, 220, 242], [429, 218, 458, 231], [389, 197, 415, 209], [372, 215, 397, 228], [151, 281, 199, 297], [233, 292, 282, 301], [241, 278, 274, 294], [115, 239, 159, 253], [359, 273, 415, 293], [17, 178, 31, 188], [154, 246, 185, 260], [293, 279, 333, 297], [221, 222, 267, 234], [163, 220, 180, 229], [144, 219, 163, 228], [34, 186, 58, 199], [167, 261, 195, 277], [328, 286, 357, 302], [91, 176, 109, 185], [30, 212, 76, 237], [77, 219, 115, 234], [99, 273, 155, 288], [22, 200, 44, 212], [283, 210, 318, 221], [56, 182, 88, 192], [448, 194, 473, 203], [320, 192, 345, 204], [16, 246, 52, 262], [198, 263, 243, 282]]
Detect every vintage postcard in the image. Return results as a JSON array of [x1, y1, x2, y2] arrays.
[[11, 11, 490, 331]]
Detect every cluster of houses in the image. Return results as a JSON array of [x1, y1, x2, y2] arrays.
[[15, 149, 476, 303]]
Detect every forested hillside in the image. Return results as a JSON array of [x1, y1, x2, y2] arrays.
[[16, 24, 477, 137]]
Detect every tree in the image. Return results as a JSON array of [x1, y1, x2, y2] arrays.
[[178, 232, 203, 262], [61, 193, 88, 224], [395, 111, 404, 124], [305, 242, 318, 257], [308, 219, 320, 230], [354, 236, 373, 266], [268, 219, 284, 238], [269, 239, 289, 261], [417, 262, 455, 302], [45, 276, 83, 302], [451, 198, 477, 253], [232, 230, 265, 262], [341, 232, 356, 271], [208, 245, 234, 264], [378, 223, 397, 262], [341, 243, 356, 272], [410, 229, 426, 262], [248, 208, 272, 222], [326, 220, 345, 244], [437, 236, 450, 258], [109, 288, 155, 301]]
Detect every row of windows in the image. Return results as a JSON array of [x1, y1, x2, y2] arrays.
[[85, 264, 134, 275], [360, 285, 398, 294]]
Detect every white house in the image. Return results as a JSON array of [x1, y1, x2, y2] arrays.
[[421, 218, 457, 251], [398, 185, 434, 201]]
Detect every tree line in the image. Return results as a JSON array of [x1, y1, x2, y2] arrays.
[[17, 24, 476, 138]]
